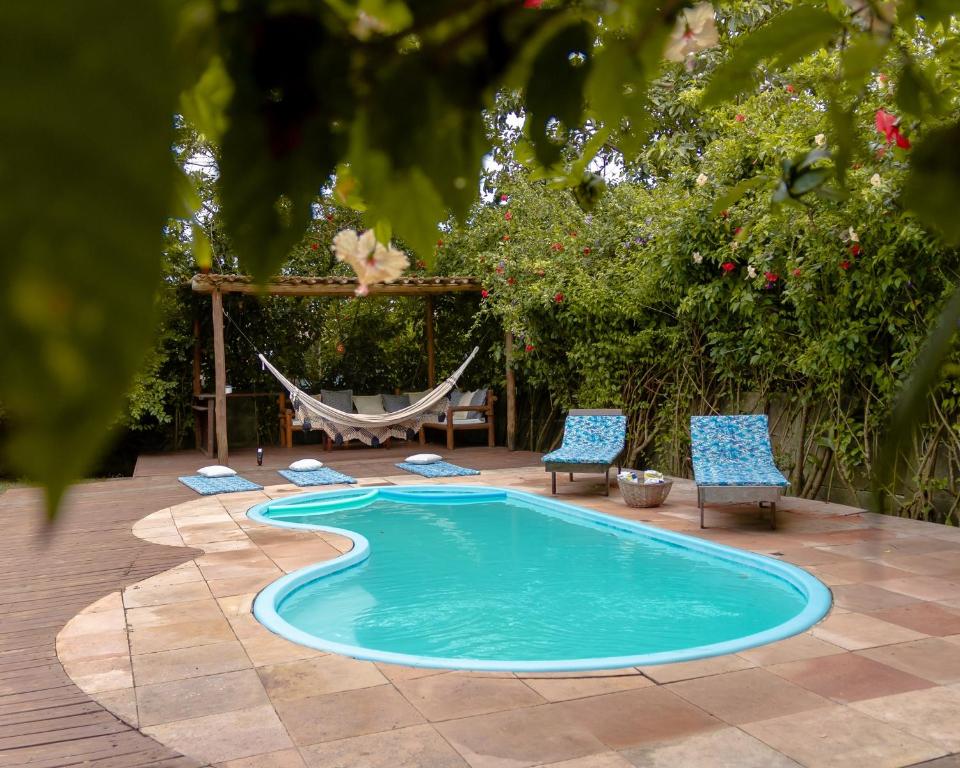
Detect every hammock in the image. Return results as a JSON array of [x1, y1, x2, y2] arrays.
[[259, 347, 479, 447]]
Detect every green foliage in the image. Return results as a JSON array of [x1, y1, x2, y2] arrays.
[[444, 50, 960, 521], [0, 3, 177, 517]]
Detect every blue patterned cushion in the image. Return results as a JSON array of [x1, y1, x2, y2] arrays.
[[690, 415, 789, 486], [278, 468, 357, 486], [542, 414, 627, 465], [178, 475, 263, 495], [395, 461, 480, 477]]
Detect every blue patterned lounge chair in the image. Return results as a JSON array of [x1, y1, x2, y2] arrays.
[[690, 414, 789, 529], [542, 409, 627, 496]]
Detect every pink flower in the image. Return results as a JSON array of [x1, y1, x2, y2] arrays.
[[875, 110, 910, 149], [554, 292, 564, 303], [786, 84, 795, 93], [502, 234, 510, 241], [735, 113, 746, 122], [551, 242, 563, 252], [849, 243, 861, 256], [583, 247, 591, 255], [734, 226, 742, 235], [523, 0, 542, 8], [721, 262, 736, 273], [507, 277, 516, 285], [500, 194, 509, 202], [310, 243, 319, 251], [504, 211, 513, 221], [495, 266, 505, 274], [792, 268, 802, 277], [764, 271, 779, 282], [840, 260, 851, 271], [481, 289, 489, 298]]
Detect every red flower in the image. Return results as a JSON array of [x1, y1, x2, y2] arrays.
[[437, 239, 443, 247], [524, 0, 542, 7], [310, 243, 319, 251], [481, 289, 489, 298], [415, 259, 426, 269], [336, 342, 345, 354], [734, 226, 742, 235], [495, 266, 505, 274], [875, 110, 910, 149], [525, 344, 535, 352], [849, 243, 861, 256], [325, 214, 335, 222], [551, 242, 563, 251], [504, 210, 513, 221], [536, 269, 545, 276], [554, 292, 564, 303], [500, 194, 509, 202], [735, 114, 746, 122], [786, 84, 795, 93], [568, 231, 578, 238], [502, 235, 510, 241], [583, 247, 591, 255], [721, 262, 736, 273], [764, 271, 779, 282], [507, 277, 516, 285], [840, 260, 851, 271], [792, 268, 802, 277]]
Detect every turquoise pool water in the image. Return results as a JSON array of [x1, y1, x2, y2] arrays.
[[250, 486, 831, 671]]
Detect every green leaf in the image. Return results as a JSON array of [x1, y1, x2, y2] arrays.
[[903, 122, 960, 243], [0, 2, 177, 517], [374, 219, 393, 246], [896, 62, 944, 118], [710, 176, 771, 217], [703, 7, 842, 105], [840, 35, 887, 82], [828, 99, 857, 185], [874, 283, 960, 504], [217, 8, 352, 282], [526, 22, 593, 167]]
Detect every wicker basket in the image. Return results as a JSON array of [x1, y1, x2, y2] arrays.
[[618, 472, 673, 508]]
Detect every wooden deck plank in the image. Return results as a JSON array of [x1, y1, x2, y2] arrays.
[[0, 444, 540, 767]]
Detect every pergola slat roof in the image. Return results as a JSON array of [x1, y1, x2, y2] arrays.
[[188, 272, 517, 465], [190, 273, 482, 296]]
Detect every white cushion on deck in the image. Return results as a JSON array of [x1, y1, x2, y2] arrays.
[[289, 458, 324, 472], [197, 465, 237, 478], [405, 453, 443, 465]]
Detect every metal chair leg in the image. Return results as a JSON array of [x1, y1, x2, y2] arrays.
[[699, 488, 706, 528], [569, 472, 574, 482]]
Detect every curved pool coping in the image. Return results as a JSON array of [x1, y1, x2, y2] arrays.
[[249, 485, 833, 672]]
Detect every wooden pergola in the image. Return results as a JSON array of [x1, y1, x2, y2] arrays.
[[190, 273, 518, 463]]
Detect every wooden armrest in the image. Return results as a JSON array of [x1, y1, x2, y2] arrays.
[[447, 404, 491, 413]]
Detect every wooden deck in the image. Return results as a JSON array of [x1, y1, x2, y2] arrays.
[[0, 446, 541, 767]]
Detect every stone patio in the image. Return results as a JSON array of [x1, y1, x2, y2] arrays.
[[55, 466, 960, 768]]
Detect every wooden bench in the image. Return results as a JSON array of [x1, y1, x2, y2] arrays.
[[419, 390, 496, 450]]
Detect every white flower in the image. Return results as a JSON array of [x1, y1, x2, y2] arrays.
[[350, 11, 386, 40], [815, 133, 826, 147], [692, 251, 703, 264], [664, 3, 719, 63], [730, 240, 740, 251], [747, 265, 757, 279], [696, 172, 709, 187], [332, 228, 410, 295], [870, 173, 882, 188], [848, 227, 859, 243]]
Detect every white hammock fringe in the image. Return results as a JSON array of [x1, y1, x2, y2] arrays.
[[259, 346, 479, 430]]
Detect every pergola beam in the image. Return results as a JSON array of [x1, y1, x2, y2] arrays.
[[191, 275, 481, 297]]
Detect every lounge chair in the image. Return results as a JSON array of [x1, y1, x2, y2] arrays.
[[542, 409, 627, 496], [690, 414, 789, 529]]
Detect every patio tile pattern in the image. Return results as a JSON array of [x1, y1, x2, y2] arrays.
[[53, 466, 960, 768]]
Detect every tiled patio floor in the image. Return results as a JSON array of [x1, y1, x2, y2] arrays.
[[55, 466, 960, 768]]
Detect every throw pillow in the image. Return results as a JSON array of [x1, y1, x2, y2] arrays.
[[320, 389, 353, 414], [405, 453, 443, 464], [289, 458, 323, 472], [197, 465, 237, 478], [352, 394, 386, 415], [382, 393, 410, 412]]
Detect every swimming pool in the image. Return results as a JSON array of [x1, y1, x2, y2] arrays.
[[250, 485, 831, 672]]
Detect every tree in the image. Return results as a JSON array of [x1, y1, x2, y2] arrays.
[[1, 0, 959, 516]]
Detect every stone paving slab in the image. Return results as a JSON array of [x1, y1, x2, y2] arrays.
[[54, 468, 960, 768]]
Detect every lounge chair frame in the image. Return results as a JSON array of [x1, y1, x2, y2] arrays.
[[544, 409, 625, 497], [697, 485, 780, 530]]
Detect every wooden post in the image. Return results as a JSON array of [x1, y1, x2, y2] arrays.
[[211, 289, 229, 465], [425, 296, 436, 388], [505, 330, 516, 451], [192, 314, 202, 397]]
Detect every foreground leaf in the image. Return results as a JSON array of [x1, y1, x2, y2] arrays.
[[703, 7, 842, 105], [903, 122, 960, 243], [0, 2, 177, 517]]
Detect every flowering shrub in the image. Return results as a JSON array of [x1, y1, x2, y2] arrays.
[[440, 51, 960, 522]]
